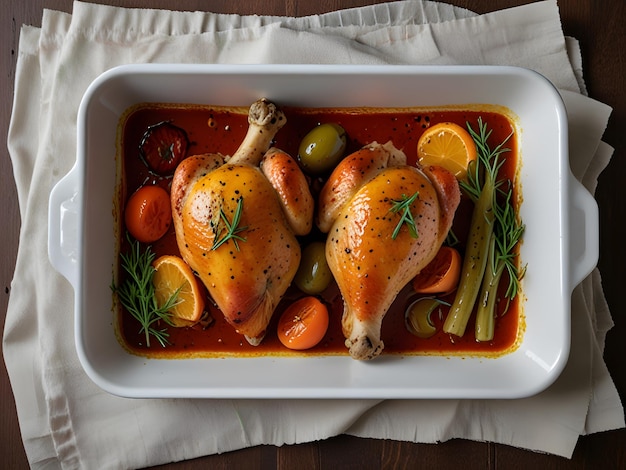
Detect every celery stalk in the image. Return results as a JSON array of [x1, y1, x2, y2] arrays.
[[474, 236, 502, 342], [442, 174, 495, 337], [475, 190, 525, 342], [442, 118, 512, 339]]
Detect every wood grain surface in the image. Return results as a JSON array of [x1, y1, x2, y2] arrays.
[[2, 1, 624, 468]]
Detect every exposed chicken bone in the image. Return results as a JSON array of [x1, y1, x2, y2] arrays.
[[171, 98, 311, 347], [227, 98, 287, 166], [319, 141, 461, 360]]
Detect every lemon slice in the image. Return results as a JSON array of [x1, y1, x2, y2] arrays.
[[417, 122, 477, 180], [153, 255, 204, 327]]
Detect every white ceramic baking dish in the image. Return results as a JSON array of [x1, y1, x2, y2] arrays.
[[49, 64, 598, 399]]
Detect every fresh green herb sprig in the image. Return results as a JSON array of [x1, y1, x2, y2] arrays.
[[111, 235, 178, 347], [494, 190, 526, 301], [390, 191, 420, 239], [474, 189, 526, 341], [443, 117, 522, 340], [211, 197, 248, 251], [460, 118, 511, 201], [466, 119, 522, 304]]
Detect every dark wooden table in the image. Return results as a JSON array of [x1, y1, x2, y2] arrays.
[[2, 1, 624, 468]]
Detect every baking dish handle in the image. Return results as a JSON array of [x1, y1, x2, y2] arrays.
[[48, 164, 80, 288], [568, 175, 599, 290]]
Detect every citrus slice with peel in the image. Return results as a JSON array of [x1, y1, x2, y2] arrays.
[[152, 255, 204, 327], [417, 122, 477, 180], [412, 246, 462, 295]]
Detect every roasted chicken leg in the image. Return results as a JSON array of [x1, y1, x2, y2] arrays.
[[171, 99, 314, 345], [318, 141, 461, 360]]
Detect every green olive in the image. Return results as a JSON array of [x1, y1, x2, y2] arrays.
[[298, 123, 347, 175], [294, 241, 333, 294], [405, 297, 443, 339]]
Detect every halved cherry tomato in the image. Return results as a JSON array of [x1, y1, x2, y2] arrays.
[[139, 121, 189, 175], [412, 246, 462, 294], [125, 185, 172, 243], [277, 297, 329, 350]]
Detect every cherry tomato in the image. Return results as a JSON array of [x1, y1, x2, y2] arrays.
[[139, 121, 189, 175], [125, 185, 172, 243], [277, 297, 329, 350], [412, 246, 462, 294]]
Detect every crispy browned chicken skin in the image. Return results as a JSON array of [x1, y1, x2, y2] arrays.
[[318, 141, 460, 360], [171, 99, 313, 345]]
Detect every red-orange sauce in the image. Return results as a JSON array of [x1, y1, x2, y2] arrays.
[[116, 103, 522, 358]]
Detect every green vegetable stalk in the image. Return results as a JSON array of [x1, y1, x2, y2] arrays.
[[442, 164, 496, 337], [475, 190, 526, 342], [474, 236, 501, 341], [442, 118, 511, 338]]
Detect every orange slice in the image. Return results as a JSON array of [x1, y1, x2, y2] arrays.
[[412, 246, 462, 295], [417, 122, 477, 180], [152, 255, 204, 327]]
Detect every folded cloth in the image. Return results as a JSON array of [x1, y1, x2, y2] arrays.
[[4, 1, 624, 468]]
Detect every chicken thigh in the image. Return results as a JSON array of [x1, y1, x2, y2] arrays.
[[318, 141, 460, 360], [171, 99, 313, 345]]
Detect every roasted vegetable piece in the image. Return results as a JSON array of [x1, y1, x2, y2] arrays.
[[412, 246, 462, 295], [405, 297, 445, 339], [475, 190, 525, 342], [443, 118, 516, 339], [442, 175, 495, 337], [139, 121, 190, 175]]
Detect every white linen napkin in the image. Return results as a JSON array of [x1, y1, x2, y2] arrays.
[[4, 1, 624, 468]]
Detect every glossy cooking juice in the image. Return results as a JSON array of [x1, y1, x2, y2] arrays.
[[116, 103, 523, 358]]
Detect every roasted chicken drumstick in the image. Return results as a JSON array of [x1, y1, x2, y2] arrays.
[[317, 141, 461, 360], [171, 99, 314, 345]]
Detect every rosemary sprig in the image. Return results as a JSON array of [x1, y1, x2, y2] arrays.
[[460, 118, 511, 202], [111, 235, 178, 347], [466, 118, 523, 301], [474, 189, 526, 341], [493, 189, 526, 302], [211, 197, 248, 251], [389, 191, 420, 239], [444, 118, 520, 340]]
